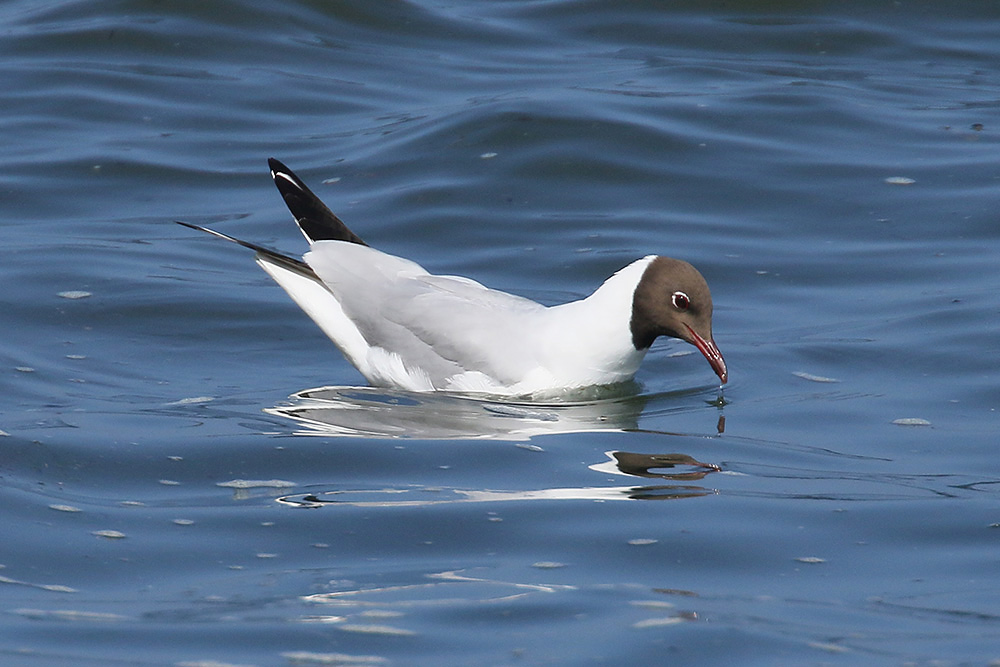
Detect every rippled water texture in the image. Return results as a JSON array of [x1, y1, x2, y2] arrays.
[[2, 1, 999, 665]]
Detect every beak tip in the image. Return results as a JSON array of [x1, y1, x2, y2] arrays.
[[681, 324, 728, 386], [714, 361, 728, 385]]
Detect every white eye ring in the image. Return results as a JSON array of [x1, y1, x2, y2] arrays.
[[671, 291, 690, 311]]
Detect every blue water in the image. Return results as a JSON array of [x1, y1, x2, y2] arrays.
[[2, 1, 999, 664]]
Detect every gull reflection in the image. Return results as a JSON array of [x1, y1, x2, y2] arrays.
[[277, 482, 715, 508], [265, 384, 721, 441], [266, 385, 724, 506], [590, 451, 719, 481], [275, 449, 719, 508]]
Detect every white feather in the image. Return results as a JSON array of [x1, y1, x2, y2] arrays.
[[258, 241, 654, 396]]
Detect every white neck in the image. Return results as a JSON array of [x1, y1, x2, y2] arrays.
[[537, 257, 655, 387]]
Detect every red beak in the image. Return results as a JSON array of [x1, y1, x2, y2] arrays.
[[684, 324, 728, 384]]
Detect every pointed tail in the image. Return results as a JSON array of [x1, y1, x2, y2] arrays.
[[175, 220, 319, 280]]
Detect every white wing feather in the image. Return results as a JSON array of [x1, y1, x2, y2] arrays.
[[304, 242, 549, 390], [258, 240, 651, 394]]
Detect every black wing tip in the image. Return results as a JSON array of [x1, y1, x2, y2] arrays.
[[267, 157, 291, 179], [266, 157, 367, 247], [268, 157, 306, 194]]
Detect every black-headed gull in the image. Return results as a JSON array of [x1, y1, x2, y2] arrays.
[[178, 159, 727, 396]]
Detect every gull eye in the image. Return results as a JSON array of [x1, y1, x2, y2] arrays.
[[671, 291, 690, 311]]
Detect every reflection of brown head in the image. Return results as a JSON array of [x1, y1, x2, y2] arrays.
[[611, 451, 720, 481]]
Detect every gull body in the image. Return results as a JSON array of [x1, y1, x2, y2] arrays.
[[178, 159, 727, 396]]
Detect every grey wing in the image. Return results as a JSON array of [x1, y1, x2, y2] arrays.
[[306, 243, 547, 386], [389, 275, 547, 380]]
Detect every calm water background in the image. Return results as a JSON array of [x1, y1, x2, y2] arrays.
[[2, 1, 999, 664]]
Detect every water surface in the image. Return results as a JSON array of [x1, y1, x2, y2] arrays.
[[2, 1, 999, 665]]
